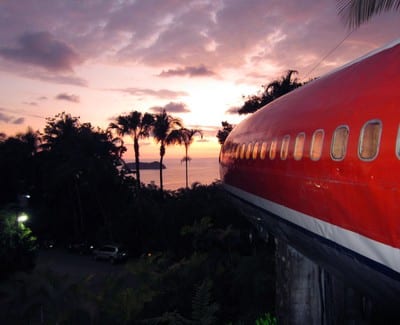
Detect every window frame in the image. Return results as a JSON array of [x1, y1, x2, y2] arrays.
[[252, 142, 259, 160], [246, 142, 253, 159], [294, 132, 305, 161], [240, 143, 246, 159], [280, 135, 290, 160], [260, 142, 268, 160], [235, 143, 241, 159], [330, 125, 349, 161], [310, 129, 325, 161], [269, 138, 278, 160], [396, 125, 400, 159], [358, 119, 382, 161]]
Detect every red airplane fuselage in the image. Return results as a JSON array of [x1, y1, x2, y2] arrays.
[[220, 40, 400, 303]]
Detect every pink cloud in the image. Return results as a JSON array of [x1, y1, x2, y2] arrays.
[[111, 88, 188, 99], [159, 64, 216, 77], [55, 93, 80, 103], [0, 31, 82, 72], [0, 0, 399, 86], [149, 102, 190, 113]]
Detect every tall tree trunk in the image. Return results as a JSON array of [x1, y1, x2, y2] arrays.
[[185, 145, 189, 188], [74, 175, 84, 236], [159, 144, 165, 192], [134, 138, 141, 189]]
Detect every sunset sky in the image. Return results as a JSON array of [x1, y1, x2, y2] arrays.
[[0, 0, 399, 160]]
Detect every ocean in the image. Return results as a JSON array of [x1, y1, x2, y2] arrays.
[[138, 157, 220, 190]]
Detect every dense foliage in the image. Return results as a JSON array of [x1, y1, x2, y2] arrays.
[[0, 112, 276, 324], [0, 207, 37, 278], [237, 70, 303, 115], [216, 121, 234, 145], [0, 183, 276, 324]]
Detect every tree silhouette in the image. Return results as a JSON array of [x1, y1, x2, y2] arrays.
[[238, 70, 303, 115], [109, 111, 154, 189], [0, 128, 40, 205], [216, 121, 234, 145], [39, 112, 123, 240], [337, 0, 400, 28], [152, 110, 182, 193], [177, 128, 203, 189]]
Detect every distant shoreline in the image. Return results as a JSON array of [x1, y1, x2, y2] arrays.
[[125, 161, 166, 171]]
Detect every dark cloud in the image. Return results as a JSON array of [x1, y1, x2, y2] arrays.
[[159, 64, 216, 77], [112, 88, 188, 99], [0, 109, 25, 124], [0, 112, 12, 123], [0, 31, 82, 72], [29, 72, 88, 87], [0, 1, 399, 80], [185, 124, 222, 138], [12, 117, 25, 125], [0, 64, 90, 86], [23, 102, 38, 106], [164, 102, 190, 113], [225, 106, 239, 114], [196, 138, 209, 143], [149, 102, 190, 114], [56, 93, 80, 103]]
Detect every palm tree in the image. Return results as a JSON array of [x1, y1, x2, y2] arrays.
[[17, 127, 41, 156], [238, 70, 303, 115], [337, 0, 400, 28], [152, 110, 182, 192], [109, 111, 154, 189], [263, 70, 301, 100], [179, 128, 203, 189]]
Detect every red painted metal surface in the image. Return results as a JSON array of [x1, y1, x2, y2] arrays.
[[220, 41, 400, 269]]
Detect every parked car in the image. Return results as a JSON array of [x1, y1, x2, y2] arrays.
[[40, 239, 55, 249], [93, 244, 128, 264], [67, 241, 95, 255]]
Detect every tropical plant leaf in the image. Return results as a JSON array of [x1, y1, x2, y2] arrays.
[[337, 0, 400, 27], [191, 280, 219, 325]]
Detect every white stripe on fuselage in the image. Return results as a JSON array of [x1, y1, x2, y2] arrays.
[[224, 183, 400, 274]]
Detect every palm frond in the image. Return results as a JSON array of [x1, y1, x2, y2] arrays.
[[191, 280, 219, 325], [337, 0, 400, 28]]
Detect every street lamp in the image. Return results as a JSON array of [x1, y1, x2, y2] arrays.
[[17, 213, 28, 223]]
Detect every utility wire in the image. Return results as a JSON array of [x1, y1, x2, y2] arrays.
[[303, 29, 355, 80]]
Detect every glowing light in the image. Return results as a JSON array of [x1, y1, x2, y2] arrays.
[[17, 213, 28, 223]]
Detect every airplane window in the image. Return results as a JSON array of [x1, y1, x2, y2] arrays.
[[280, 135, 290, 160], [311, 129, 324, 161], [359, 120, 382, 161], [221, 144, 226, 161], [234, 143, 239, 159], [270, 138, 277, 160], [253, 142, 259, 159], [246, 142, 253, 159], [240, 143, 246, 159], [260, 142, 268, 159], [223, 142, 230, 158], [331, 126, 349, 161], [397, 126, 400, 159], [294, 133, 305, 160], [229, 143, 235, 159], [235, 144, 241, 159]]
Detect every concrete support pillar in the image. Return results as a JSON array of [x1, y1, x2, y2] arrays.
[[275, 239, 372, 325], [276, 240, 323, 324]]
